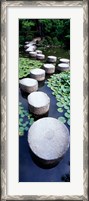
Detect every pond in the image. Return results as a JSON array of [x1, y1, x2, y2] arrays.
[[41, 46, 70, 59], [19, 46, 70, 182]]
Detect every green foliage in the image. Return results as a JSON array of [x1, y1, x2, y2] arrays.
[[19, 57, 43, 79], [52, 37, 60, 46], [19, 19, 36, 48], [19, 19, 70, 49], [58, 116, 66, 124], [21, 20, 35, 28], [19, 102, 34, 136], [46, 36, 53, 45], [47, 71, 70, 126]]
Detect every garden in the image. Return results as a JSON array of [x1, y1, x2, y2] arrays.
[[19, 19, 70, 182]]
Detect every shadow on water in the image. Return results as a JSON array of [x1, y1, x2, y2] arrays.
[[20, 89, 29, 99], [28, 110, 49, 121], [29, 148, 63, 169]]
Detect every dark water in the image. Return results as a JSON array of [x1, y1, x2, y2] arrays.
[[20, 46, 70, 61], [43, 46, 70, 59], [19, 47, 70, 182]]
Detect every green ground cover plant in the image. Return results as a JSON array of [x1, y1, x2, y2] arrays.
[[19, 102, 34, 136], [19, 57, 43, 79], [47, 71, 70, 125]]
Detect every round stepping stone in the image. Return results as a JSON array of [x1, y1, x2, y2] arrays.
[[43, 64, 55, 74], [30, 68, 45, 81], [47, 56, 57, 63], [28, 117, 70, 166], [36, 50, 42, 54], [57, 63, 70, 71], [60, 58, 70, 64], [28, 92, 50, 115], [36, 54, 45, 60], [19, 78, 38, 93], [29, 51, 37, 58]]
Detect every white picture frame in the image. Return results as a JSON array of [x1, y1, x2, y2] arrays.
[[0, 1, 88, 200]]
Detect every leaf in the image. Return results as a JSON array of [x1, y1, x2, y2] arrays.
[[67, 109, 70, 114], [30, 118, 34, 125], [64, 112, 70, 119], [19, 127, 24, 132], [58, 117, 66, 123], [64, 105, 69, 110], [56, 102, 63, 107], [56, 94, 61, 99], [24, 126, 29, 131], [23, 123, 28, 127], [57, 108, 63, 113], [52, 92, 55, 95], [20, 114, 25, 117], [19, 118, 23, 122], [28, 114, 32, 119], [19, 131, 24, 136], [67, 119, 70, 126]]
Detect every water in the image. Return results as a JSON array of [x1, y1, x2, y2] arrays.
[[19, 46, 70, 182], [20, 46, 70, 60], [43, 46, 70, 59]]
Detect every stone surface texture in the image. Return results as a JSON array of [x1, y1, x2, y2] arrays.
[[29, 51, 37, 58], [47, 56, 57, 63], [25, 45, 36, 52], [57, 63, 70, 71], [19, 78, 38, 93], [28, 117, 70, 160], [43, 63, 55, 74], [28, 91, 50, 115], [60, 58, 70, 63], [30, 68, 45, 81], [36, 50, 42, 54], [36, 54, 45, 60]]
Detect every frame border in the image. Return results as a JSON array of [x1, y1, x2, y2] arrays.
[[1, 0, 88, 200]]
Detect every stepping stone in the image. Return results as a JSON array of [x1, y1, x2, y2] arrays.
[[30, 68, 45, 81], [29, 51, 37, 58], [60, 58, 70, 64], [25, 41, 36, 48], [25, 41, 29, 44], [25, 45, 36, 52], [47, 56, 57, 63], [28, 92, 50, 115], [24, 43, 33, 49], [28, 117, 70, 166], [19, 78, 38, 93], [36, 50, 42, 54], [36, 54, 45, 60], [43, 63, 55, 74], [57, 63, 70, 71], [33, 37, 41, 43]]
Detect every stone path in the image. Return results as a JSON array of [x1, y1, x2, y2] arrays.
[[19, 39, 70, 167]]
